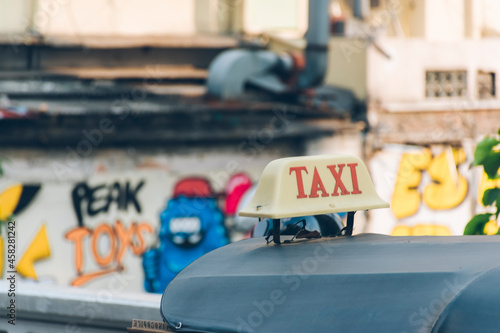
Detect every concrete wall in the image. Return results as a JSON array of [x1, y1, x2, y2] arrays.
[[384, 0, 465, 40], [0, 0, 308, 38], [481, 0, 500, 37], [0, 147, 289, 293], [0, 0, 242, 37], [464, 0, 500, 38], [3, 0, 500, 39], [0, 0, 33, 34], [325, 37, 368, 100], [35, 0, 197, 36], [195, 0, 243, 34], [336, 0, 500, 39], [424, 0, 464, 41], [365, 38, 500, 104], [244, 0, 308, 37]]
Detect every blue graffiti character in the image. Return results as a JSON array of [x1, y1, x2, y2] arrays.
[[143, 178, 228, 293]]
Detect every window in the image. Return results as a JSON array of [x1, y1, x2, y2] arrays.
[[477, 71, 496, 99], [426, 70, 467, 98]]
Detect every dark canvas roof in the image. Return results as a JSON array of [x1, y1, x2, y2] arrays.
[[161, 234, 500, 332]]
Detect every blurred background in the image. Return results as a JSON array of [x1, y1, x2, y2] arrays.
[[0, 0, 500, 330]]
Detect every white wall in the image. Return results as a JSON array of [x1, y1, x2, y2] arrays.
[[367, 38, 500, 104], [0, 0, 33, 34], [243, 0, 308, 37], [424, 0, 464, 41], [0, 0, 308, 38], [326, 37, 368, 100], [35, 0, 197, 36], [481, 0, 500, 37]]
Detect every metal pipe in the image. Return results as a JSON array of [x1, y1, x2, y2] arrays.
[[353, 0, 370, 19], [305, 0, 331, 47], [353, 0, 363, 18], [297, 0, 331, 89], [207, 0, 332, 99]]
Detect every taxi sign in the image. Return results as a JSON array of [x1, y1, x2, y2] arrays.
[[239, 155, 389, 219]]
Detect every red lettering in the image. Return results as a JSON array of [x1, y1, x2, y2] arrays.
[[290, 166, 308, 198], [347, 163, 362, 194], [327, 164, 350, 196], [309, 167, 329, 198]]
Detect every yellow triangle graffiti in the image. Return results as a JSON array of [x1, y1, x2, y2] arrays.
[[17, 224, 51, 280]]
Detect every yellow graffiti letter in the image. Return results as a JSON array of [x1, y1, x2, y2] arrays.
[[423, 148, 467, 210], [391, 149, 432, 218]]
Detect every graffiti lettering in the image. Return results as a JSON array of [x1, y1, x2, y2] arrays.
[[391, 148, 467, 219], [391, 150, 432, 219], [423, 149, 467, 210], [391, 224, 452, 236], [65, 220, 153, 286], [72, 180, 145, 227]]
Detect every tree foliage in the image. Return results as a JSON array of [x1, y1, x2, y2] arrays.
[[464, 128, 500, 235]]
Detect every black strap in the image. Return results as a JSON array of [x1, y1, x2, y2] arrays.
[[345, 211, 356, 236], [272, 219, 281, 244]]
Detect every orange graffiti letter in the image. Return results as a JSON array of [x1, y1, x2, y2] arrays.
[[65, 227, 91, 274], [131, 223, 153, 255], [115, 220, 134, 264], [91, 224, 116, 267]]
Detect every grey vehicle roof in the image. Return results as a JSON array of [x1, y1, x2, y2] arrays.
[[161, 234, 500, 333]]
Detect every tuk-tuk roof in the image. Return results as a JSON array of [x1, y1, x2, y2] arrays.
[[238, 155, 389, 219], [160, 234, 500, 332]]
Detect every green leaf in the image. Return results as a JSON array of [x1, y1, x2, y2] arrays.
[[464, 213, 493, 235], [473, 137, 500, 166], [482, 188, 500, 206], [482, 152, 500, 179], [497, 190, 500, 218]]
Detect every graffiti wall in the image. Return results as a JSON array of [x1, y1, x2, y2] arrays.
[[0, 150, 275, 292], [3, 143, 494, 292], [368, 144, 489, 236]]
